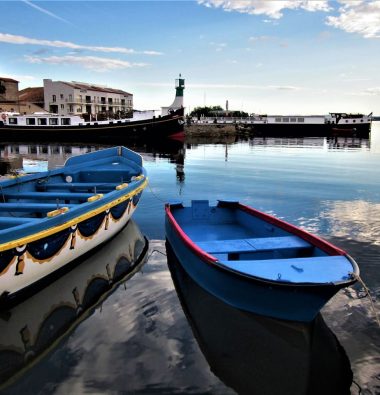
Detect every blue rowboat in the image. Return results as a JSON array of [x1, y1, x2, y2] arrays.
[[165, 200, 359, 322], [0, 146, 147, 307]]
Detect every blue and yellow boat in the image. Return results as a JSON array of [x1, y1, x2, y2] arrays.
[[0, 146, 147, 307], [165, 200, 359, 322]]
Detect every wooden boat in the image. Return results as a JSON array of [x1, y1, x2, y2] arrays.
[[0, 146, 147, 307], [165, 200, 359, 322]]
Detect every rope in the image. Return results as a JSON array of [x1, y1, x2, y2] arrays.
[[146, 248, 167, 261], [148, 182, 166, 203], [352, 379, 362, 395], [351, 272, 380, 327]]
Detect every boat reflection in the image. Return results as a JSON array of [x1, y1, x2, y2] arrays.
[[0, 139, 186, 176], [0, 220, 148, 387], [246, 136, 370, 150], [166, 243, 353, 395]]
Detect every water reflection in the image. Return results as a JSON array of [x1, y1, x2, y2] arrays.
[[0, 220, 148, 388], [244, 136, 370, 151], [0, 139, 186, 176], [166, 243, 353, 395]]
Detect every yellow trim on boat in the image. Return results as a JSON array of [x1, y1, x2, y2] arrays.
[[116, 183, 128, 190], [0, 178, 148, 252], [87, 193, 104, 202], [47, 206, 70, 217]]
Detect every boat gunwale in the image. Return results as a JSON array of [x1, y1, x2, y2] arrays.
[[165, 201, 359, 288], [0, 178, 148, 252]]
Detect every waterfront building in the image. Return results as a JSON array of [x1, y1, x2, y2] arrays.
[[0, 77, 45, 113], [43, 79, 133, 118]]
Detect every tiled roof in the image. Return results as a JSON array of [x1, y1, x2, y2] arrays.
[[61, 81, 132, 96], [0, 77, 19, 83]]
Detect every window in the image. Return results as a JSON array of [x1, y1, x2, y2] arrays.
[[52, 95, 56, 102], [38, 118, 47, 125], [69, 105, 73, 112], [282, 117, 289, 122], [61, 118, 71, 125], [8, 118, 17, 124], [297, 117, 304, 123], [69, 94, 73, 101], [49, 118, 58, 125], [26, 118, 36, 125], [60, 94, 64, 99], [61, 104, 64, 110], [275, 117, 281, 122], [290, 117, 296, 122]]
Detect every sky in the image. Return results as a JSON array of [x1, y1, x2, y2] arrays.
[[0, 0, 379, 115]]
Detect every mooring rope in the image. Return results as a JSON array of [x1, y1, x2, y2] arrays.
[[146, 248, 167, 261], [351, 272, 380, 328], [148, 182, 166, 203]]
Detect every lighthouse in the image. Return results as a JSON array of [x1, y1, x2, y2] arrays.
[[161, 74, 185, 116]]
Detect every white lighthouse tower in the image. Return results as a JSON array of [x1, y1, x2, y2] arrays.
[[161, 74, 185, 116]]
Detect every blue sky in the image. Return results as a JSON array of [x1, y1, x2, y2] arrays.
[[0, 0, 379, 114]]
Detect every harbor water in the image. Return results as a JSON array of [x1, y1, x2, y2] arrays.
[[0, 123, 379, 394]]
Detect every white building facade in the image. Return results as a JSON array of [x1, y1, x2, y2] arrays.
[[43, 79, 133, 118]]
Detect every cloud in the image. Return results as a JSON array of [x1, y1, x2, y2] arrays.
[[197, 0, 331, 19], [25, 55, 148, 72], [269, 85, 300, 91], [180, 83, 302, 90], [209, 41, 227, 51], [326, 1, 380, 38], [0, 33, 163, 56], [249, 35, 272, 42], [363, 87, 380, 95], [0, 73, 37, 82], [22, 0, 71, 24]]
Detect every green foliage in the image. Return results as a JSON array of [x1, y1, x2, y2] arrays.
[[189, 106, 248, 118], [189, 106, 223, 117]]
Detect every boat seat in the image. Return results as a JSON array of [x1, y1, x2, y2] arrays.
[[64, 169, 134, 183], [3, 192, 94, 201], [0, 203, 76, 212], [0, 217, 40, 226], [36, 182, 119, 191], [196, 236, 311, 254], [219, 255, 352, 284]]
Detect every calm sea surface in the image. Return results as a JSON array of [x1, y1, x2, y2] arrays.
[[0, 123, 379, 394]]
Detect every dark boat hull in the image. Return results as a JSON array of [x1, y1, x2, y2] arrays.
[[165, 232, 340, 322], [238, 122, 371, 139], [0, 109, 185, 143]]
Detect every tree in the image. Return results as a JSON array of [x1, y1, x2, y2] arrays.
[[189, 105, 223, 118]]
